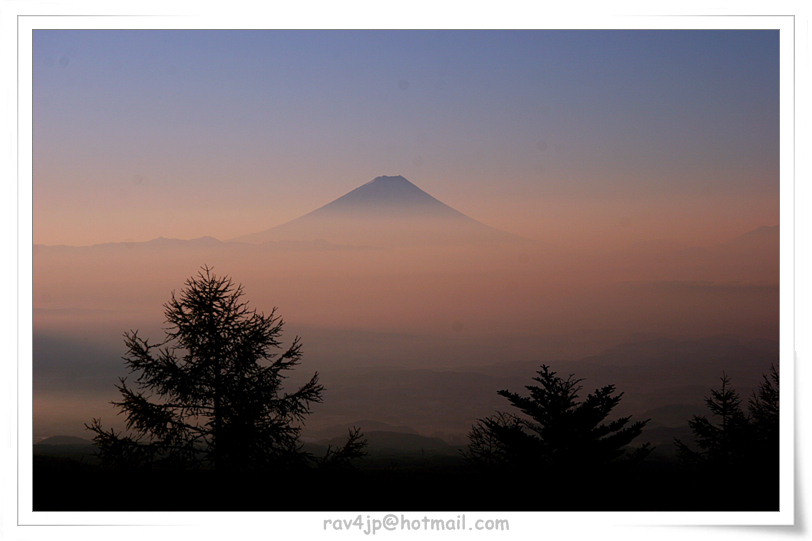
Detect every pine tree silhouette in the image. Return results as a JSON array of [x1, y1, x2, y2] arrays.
[[87, 266, 366, 473]]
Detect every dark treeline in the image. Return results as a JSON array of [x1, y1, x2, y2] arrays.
[[33, 268, 780, 512], [32, 369, 780, 511]]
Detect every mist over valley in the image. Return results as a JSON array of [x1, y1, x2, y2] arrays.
[[33, 175, 779, 449]]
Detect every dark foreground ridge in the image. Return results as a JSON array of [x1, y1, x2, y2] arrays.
[[34, 364, 779, 512], [33, 445, 777, 512], [33, 266, 778, 513]]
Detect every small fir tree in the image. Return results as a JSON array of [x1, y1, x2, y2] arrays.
[[467, 365, 651, 476]]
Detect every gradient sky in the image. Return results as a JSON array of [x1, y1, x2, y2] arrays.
[[33, 30, 780, 248]]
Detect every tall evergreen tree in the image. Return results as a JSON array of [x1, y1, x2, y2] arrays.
[[674, 368, 780, 510], [676, 367, 779, 469], [675, 373, 751, 471], [749, 364, 779, 462], [87, 266, 365, 472]]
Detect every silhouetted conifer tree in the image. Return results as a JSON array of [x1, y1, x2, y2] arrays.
[[676, 367, 779, 476], [87, 266, 366, 473], [674, 367, 779, 510], [467, 365, 651, 478], [675, 373, 751, 471], [749, 364, 779, 463]]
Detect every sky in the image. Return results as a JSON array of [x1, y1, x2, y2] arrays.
[[32, 29, 780, 248]]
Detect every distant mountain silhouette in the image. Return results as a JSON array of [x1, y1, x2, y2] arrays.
[[733, 224, 779, 240], [35, 435, 93, 446], [717, 224, 779, 255], [232, 175, 528, 247], [34, 435, 98, 463], [320, 430, 454, 456], [304, 419, 419, 441], [34, 236, 362, 254]]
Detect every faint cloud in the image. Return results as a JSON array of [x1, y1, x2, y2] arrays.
[[131, 175, 146, 186], [398, 79, 410, 90], [58, 55, 70, 68]]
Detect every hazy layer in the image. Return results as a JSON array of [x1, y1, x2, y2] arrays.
[[32, 224, 778, 440]]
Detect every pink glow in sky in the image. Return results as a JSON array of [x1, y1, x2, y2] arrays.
[[33, 30, 779, 248]]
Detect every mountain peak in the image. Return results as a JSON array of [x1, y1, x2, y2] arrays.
[[233, 175, 529, 246], [363, 175, 416, 190], [367, 175, 410, 184], [311, 175, 456, 218]]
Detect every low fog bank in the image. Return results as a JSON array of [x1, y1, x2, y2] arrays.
[[31, 227, 778, 442], [33, 324, 776, 447], [33, 225, 778, 339]]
